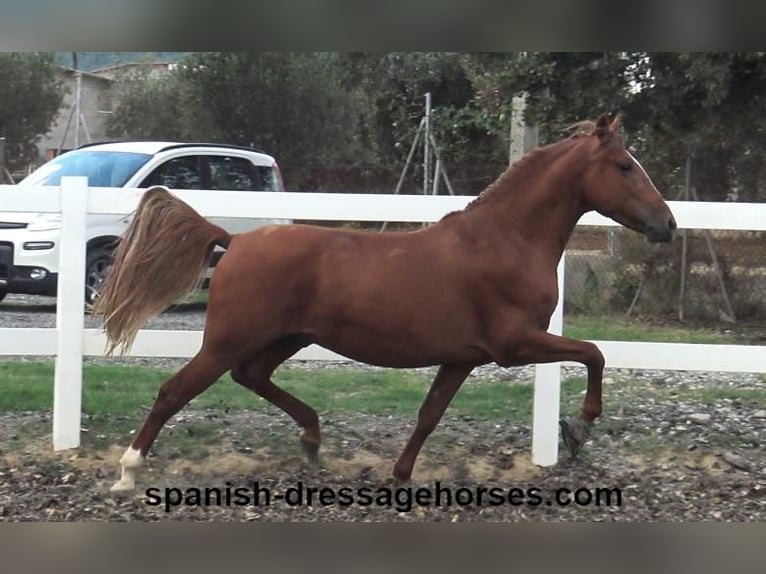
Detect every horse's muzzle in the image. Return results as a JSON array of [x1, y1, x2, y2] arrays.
[[646, 214, 676, 243]]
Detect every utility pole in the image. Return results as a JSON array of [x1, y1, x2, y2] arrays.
[[423, 92, 432, 196], [73, 52, 82, 149], [380, 92, 455, 231], [59, 52, 90, 154], [0, 137, 5, 183]]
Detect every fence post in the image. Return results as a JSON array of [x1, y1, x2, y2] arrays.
[[53, 176, 88, 450], [531, 253, 565, 466], [509, 95, 539, 166], [0, 137, 8, 184]]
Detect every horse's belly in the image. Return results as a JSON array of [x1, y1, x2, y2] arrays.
[[315, 327, 489, 369], [320, 343, 482, 369]]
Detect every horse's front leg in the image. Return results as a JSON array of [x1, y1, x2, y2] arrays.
[[393, 363, 474, 483], [500, 331, 605, 457]]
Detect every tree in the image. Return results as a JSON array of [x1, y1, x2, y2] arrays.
[[463, 52, 642, 143], [178, 53, 375, 178], [338, 52, 509, 194], [631, 52, 766, 202], [104, 52, 384, 191], [106, 72, 187, 140], [466, 52, 766, 202], [338, 53, 474, 158], [102, 52, 766, 201], [0, 53, 64, 170]]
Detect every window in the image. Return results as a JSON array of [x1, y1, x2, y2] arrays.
[[254, 165, 280, 191], [23, 151, 151, 187], [207, 155, 255, 191], [141, 156, 203, 189]]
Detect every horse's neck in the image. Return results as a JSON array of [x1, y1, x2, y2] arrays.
[[464, 140, 587, 262]]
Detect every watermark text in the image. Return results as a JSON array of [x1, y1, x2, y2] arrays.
[[145, 481, 622, 513]]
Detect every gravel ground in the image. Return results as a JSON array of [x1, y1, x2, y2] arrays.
[[0, 294, 764, 521]]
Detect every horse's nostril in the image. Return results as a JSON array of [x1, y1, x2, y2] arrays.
[[668, 216, 677, 231]]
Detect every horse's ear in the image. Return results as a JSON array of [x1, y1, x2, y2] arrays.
[[595, 114, 611, 143], [609, 115, 621, 132]]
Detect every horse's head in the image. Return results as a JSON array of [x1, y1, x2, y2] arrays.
[[581, 114, 676, 243]]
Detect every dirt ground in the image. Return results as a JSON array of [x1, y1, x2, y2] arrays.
[[1, 295, 762, 521], [1, 398, 763, 522]]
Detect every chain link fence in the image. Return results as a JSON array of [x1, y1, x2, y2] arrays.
[[293, 161, 765, 332], [565, 226, 766, 327]]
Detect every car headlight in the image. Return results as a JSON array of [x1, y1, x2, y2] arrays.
[[27, 213, 63, 231]]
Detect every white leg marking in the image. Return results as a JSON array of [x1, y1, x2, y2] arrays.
[[110, 446, 144, 492]]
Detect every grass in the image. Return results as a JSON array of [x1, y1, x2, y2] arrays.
[[0, 361, 592, 460], [663, 384, 766, 408], [2, 360, 762, 461], [563, 314, 738, 344], [0, 361, 587, 424]]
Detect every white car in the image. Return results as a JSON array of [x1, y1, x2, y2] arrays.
[[0, 141, 287, 304]]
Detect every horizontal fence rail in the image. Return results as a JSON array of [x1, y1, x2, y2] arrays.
[[2, 328, 763, 372], [3, 185, 766, 229], [1, 180, 765, 461]]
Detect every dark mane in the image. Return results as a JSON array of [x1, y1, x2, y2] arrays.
[[440, 119, 599, 221], [564, 120, 597, 138], [439, 148, 548, 220]]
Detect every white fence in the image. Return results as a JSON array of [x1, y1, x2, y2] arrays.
[[1, 177, 765, 465]]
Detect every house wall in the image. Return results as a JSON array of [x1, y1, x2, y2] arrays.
[[93, 62, 177, 81], [32, 63, 175, 168], [35, 70, 113, 165]]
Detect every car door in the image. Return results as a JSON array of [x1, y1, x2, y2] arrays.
[[140, 155, 204, 191], [139, 152, 279, 236], [204, 154, 281, 234]]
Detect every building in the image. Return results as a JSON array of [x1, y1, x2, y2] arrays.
[[35, 67, 114, 165], [91, 61, 178, 81], [34, 62, 176, 166]]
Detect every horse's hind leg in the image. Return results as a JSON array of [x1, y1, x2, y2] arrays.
[[110, 347, 233, 492], [393, 363, 474, 483], [230, 337, 321, 462]]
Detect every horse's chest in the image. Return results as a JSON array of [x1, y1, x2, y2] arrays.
[[486, 267, 558, 328], [495, 257, 556, 300]]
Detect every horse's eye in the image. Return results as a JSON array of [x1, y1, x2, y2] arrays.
[[619, 161, 633, 173]]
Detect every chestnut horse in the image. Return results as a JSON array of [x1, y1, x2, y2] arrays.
[[95, 114, 675, 491]]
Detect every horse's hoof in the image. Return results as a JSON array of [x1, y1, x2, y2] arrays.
[[391, 464, 412, 486], [559, 418, 592, 458], [110, 478, 135, 492], [300, 438, 320, 464], [389, 474, 411, 488]]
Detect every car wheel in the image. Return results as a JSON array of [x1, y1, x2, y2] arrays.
[[0, 289, 6, 303], [85, 247, 113, 306]]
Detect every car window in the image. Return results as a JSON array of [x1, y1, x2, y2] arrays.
[[207, 155, 256, 191], [140, 156, 203, 189], [254, 165, 280, 191], [21, 151, 151, 187]]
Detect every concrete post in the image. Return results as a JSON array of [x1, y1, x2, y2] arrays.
[[509, 95, 539, 166]]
